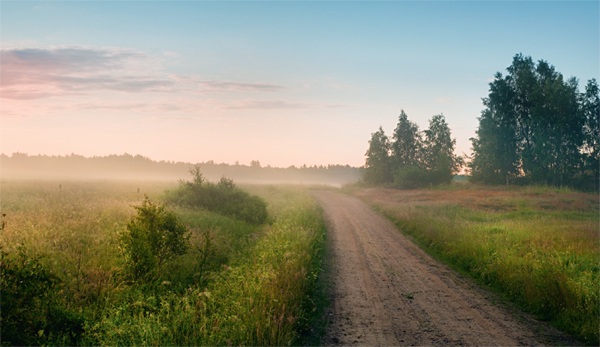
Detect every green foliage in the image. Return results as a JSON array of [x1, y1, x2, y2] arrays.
[[391, 110, 422, 169], [393, 165, 428, 189], [580, 79, 600, 191], [365, 112, 462, 188], [120, 197, 190, 280], [363, 126, 393, 185], [165, 165, 269, 224], [470, 54, 597, 191], [469, 108, 520, 185], [421, 114, 463, 185], [1, 246, 84, 346]]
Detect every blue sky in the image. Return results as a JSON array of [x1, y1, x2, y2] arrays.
[[2, 1, 598, 167]]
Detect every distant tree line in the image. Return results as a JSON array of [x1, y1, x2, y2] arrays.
[[363, 112, 462, 188], [0, 153, 361, 186], [469, 54, 599, 191]]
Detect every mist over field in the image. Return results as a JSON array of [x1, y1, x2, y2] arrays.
[[0, 152, 361, 187]]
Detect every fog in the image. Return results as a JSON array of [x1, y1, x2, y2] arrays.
[[1, 153, 361, 187]]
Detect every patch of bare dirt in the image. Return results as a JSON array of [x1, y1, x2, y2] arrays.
[[312, 190, 580, 346]]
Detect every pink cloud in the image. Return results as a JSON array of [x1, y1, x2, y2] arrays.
[[225, 99, 346, 110], [1, 46, 285, 100], [1, 46, 173, 99]]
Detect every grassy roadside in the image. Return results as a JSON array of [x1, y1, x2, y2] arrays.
[[344, 184, 599, 345], [1, 180, 326, 346]]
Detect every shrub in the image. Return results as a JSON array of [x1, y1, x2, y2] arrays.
[[0, 246, 84, 346], [119, 197, 190, 280], [164, 165, 268, 224], [393, 165, 429, 189]]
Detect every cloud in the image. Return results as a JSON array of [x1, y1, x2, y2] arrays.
[[198, 80, 284, 92], [70, 101, 185, 113], [225, 99, 346, 110], [1, 46, 284, 100], [172, 75, 285, 92], [2, 47, 155, 75], [148, 116, 194, 122], [1, 46, 173, 99]]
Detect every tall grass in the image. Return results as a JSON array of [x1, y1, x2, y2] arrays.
[[82, 185, 325, 345], [1, 181, 326, 346], [362, 189, 599, 345]]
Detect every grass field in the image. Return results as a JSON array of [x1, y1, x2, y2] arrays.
[[346, 184, 599, 345], [0, 180, 326, 346]]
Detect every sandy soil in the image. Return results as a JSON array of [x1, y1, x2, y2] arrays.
[[312, 190, 579, 346]]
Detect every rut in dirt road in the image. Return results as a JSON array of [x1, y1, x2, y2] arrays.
[[312, 190, 563, 347]]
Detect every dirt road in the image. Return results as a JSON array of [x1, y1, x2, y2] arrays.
[[312, 191, 573, 346]]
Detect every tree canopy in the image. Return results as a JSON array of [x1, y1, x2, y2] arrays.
[[469, 54, 599, 191], [363, 126, 393, 185], [364, 112, 461, 188]]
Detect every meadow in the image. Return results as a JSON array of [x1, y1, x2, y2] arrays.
[[346, 184, 599, 345], [0, 180, 326, 346]]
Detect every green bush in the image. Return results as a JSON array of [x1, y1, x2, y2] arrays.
[[164, 165, 268, 224], [0, 247, 84, 346], [393, 155, 455, 189], [393, 165, 429, 189], [119, 197, 190, 281]]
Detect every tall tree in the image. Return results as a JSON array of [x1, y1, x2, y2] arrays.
[[363, 126, 393, 185], [525, 60, 582, 186], [422, 114, 462, 185], [471, 54, 586, 188], [470, 72, 521, 185], [581, 79, 600, 191], [391, 110, 422, 170]]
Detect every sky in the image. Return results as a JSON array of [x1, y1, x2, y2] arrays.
[[1, 1, 598, 168]]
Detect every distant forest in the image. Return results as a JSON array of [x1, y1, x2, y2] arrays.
[[364, 54, 599, 192], [0, 152, 362, 186]]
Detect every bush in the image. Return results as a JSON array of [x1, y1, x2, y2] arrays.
[[393, 165, 429, 189], [164, 165, 268, 224], [119, 197, 190, 280], [0, 247, 84, 346], [393, 154, 455, 189]]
